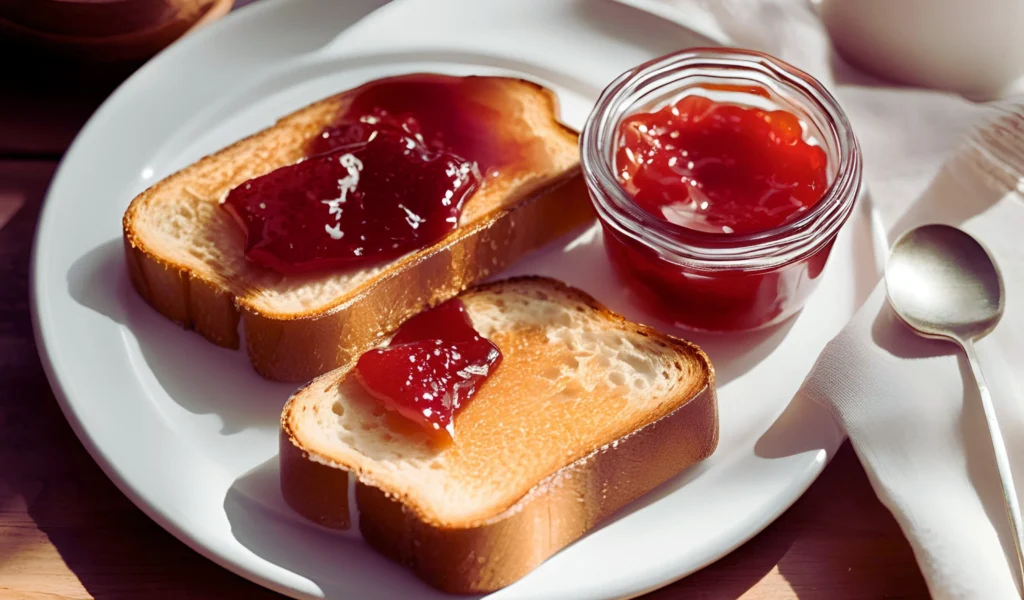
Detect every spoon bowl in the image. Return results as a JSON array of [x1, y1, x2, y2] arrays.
[[886, 223, 1021, 594], [886, 223, 1004, 343]]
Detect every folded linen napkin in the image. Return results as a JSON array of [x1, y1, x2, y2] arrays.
[[659, 0, 1024, 596], [802, 110, 1024, 599]]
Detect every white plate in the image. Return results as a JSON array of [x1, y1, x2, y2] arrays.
[[32, 0, 879, 598]]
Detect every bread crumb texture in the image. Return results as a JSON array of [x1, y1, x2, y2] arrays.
[[291, 280, 706, 526]]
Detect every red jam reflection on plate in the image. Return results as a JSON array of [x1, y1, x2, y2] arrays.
[[616, 95, 828, 235], [222, 74, 527, 275], [354, 300, 502, 437]]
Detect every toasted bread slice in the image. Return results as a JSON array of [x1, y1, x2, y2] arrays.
[[281, 277, 718, 593], [123, 75, 590, 382]]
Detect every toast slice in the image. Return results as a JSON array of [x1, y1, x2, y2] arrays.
[[281, 277, 718, 593], [123, 75, 590, 382]]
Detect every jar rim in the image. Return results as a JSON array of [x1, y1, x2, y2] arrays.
[[580, 47, 862, 270]]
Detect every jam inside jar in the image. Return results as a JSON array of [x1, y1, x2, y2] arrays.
[[582, 49, 862, 332]]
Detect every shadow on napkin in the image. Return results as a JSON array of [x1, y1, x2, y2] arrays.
[[869, 300, 1021, 577]]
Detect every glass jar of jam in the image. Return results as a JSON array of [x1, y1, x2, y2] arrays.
[[581, 48, 862, 332]]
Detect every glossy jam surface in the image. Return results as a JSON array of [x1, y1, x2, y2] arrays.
[[309, 74, 525, 168], [616, 95, 828, 235], [222, 128, 478, 274], [354, 300, 502, 437], [223, 74, 530, 274]]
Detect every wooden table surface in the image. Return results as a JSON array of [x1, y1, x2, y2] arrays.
[[0, 25, 931, 600]]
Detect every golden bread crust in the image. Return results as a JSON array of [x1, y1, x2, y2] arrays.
[[122, 78, 588, 381], [280, 277, 719, 593]]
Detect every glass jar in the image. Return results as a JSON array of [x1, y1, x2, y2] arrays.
[[581, 48, 863, 332]]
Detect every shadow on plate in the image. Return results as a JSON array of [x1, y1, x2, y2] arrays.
[[64, 230, 793, 448], [225, 456, 462, 599], [748, 186, 883, 461], [507, 224, 796, 388], [754, 392, 843, 461], [226, 452, 718, 599], [576, 0, 722, 56], [66, 239, 296, 435]]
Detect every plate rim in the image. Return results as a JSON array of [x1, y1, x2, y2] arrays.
[[29, 1, 847, 598], [28, 1, 397, 598]]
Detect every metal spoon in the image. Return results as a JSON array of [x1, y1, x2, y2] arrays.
[[886, 223, 1022, 590]]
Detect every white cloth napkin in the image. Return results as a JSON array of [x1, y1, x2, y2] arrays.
[[659, 0, 1024, 597], [803, 141, 1024, 600]]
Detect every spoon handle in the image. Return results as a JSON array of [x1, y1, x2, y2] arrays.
[[964, 337, 1024, 592]]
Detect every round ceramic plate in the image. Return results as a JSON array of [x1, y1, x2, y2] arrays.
[[32, 0, 878, 598]]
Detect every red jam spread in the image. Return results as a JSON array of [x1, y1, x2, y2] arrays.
[[308, 75, 522, 167], [222, 74, 529, 274], [354, 300, 501, 437], [221, 129, 479, 273], [616, 95, 828, 234]]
